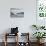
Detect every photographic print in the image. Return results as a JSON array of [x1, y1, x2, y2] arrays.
[[36, 0, 46, 26], [10, 8, 24, 18]]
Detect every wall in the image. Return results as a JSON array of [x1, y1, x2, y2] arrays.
[[0, 0, 36, 42]]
